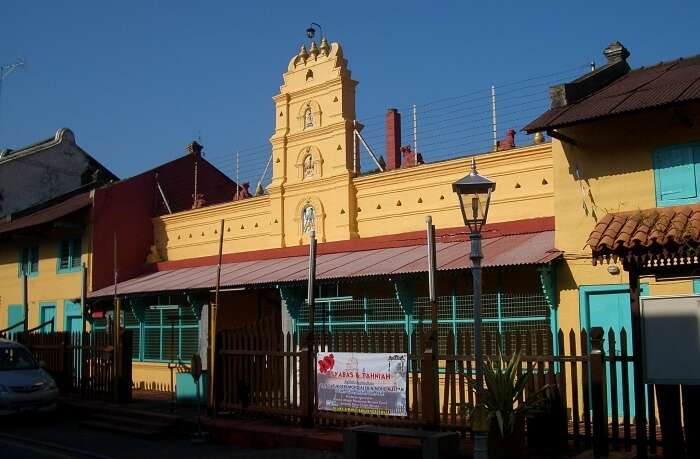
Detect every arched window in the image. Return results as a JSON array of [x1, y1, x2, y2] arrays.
[[305, 69, 314, 82], [304, 106, 314, 129], [302, 205, 315, 234], [303, 153, 314, 178]]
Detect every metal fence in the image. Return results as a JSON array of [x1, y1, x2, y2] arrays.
[[294, 293, 551, 354]]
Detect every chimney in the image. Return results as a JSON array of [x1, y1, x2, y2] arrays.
[[187, 141, 203, 157], [549, 41, 630, 108], [385, 108, 401, 170]]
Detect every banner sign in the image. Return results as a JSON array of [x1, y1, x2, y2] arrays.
[[316, 352, 407, 416]]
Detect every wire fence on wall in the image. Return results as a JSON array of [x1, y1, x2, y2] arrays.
[[168, 63, 590, 196], [294, 292, 551, 354]]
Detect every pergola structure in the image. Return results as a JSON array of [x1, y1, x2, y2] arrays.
[[587, 203, 700, 457]]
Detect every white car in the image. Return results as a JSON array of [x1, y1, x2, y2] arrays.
[[0, 338, 58, 415]]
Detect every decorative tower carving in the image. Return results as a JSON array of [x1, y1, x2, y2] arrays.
[[269, 39, 359, 246]]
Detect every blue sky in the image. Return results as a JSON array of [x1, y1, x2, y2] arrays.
[[1, 1, 698, 183]]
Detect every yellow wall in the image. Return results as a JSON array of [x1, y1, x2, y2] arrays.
[[152, 41, 554, 262], [552, 104, 700, 334], [0, 229, 87, 331]]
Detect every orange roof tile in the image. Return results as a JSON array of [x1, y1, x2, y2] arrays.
[[586, 204, 700, 265]]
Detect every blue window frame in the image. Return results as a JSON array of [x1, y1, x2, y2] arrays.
[[18, 245, 39, 277], [653, 142, 700, 207], [57, 237, 82, 273], [91, 304, 199, 363]]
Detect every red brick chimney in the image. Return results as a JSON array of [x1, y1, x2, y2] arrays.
[[385, 108, 401, 170]]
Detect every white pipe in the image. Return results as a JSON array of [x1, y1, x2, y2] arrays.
[[156, 181, 173, 214], [355, 129, 384, 172], [491, 85, 497, 150], [353, 120, 358, 174], [412, 104, 418, 153]]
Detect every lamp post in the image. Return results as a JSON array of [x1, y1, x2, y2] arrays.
[[452, 157, 495, 459], [306, 22, 323, 40]]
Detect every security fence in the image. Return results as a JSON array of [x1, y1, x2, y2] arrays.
[[294, 293, 551, 354]]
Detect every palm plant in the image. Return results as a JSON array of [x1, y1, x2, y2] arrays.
[[482, 349, 548, 438]]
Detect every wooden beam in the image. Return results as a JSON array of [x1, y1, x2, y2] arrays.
[[546, 129, 577, 146], [628, 266, 648, 458]]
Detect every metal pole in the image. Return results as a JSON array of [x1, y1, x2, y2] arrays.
[[235, 152, 240, 200], [113, 296, 121, 401], [491, 85, 497, 151], [471, 230, 487, 458], [352, 120, 357, 175], [628, 266, 648, 458], [307, 230, 317, 340], [304, 230, 318, 426], [413, 104, 418, 154], [210, 219, 225, 415], [22, 269, 28, 332], [193, 157, 198, 207], [426, 216, 437, 333]]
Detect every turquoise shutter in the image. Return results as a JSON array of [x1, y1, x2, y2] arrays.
[[654, 145, 698, 206]]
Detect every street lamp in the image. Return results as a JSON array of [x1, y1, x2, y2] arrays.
[[306, 22, 323, 40], [452, 157, 495, 459]]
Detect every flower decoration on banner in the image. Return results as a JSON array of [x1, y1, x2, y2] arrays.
[[318, 354, 335, 374]]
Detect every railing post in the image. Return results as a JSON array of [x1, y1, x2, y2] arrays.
[[590, 326, 609, 457], [422, 216, 439, 429], [421, 336, 439, 429], [62, 332, 72, 396]]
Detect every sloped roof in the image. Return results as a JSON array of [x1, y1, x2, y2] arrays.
[[0, 191, 92, 235], [524, 54, 700, 133], [89, 217, 561, 298], [586, 204, 700, 265]]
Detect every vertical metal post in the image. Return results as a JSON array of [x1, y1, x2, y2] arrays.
[[235, 152, 240, 200], [412, 104, 418, 154], [303, 230, 318, 426], [491, 85, 497, 151], [590, 327, 609, 457], [496, 271, 503, 336], [193, 157, 199, 207], [353, 120, 358, 175], [22, 269, 28, 331], [628, 266, 648, 458], [81, 263, 87, 397], [471, 230, 488, 458], [422, 216, 439, 429], [426, 216, 437, 332], [209, 219, 225, 415], [113, 296, 122, 402]]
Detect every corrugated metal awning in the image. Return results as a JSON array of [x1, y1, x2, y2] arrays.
[[89, 230, 561, 298]]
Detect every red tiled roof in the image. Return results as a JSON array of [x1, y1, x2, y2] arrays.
[[524, 54, 700, 133], [0, 192, 92, 235], [586, 204, 700, 265], [89, 217, 561, 298]]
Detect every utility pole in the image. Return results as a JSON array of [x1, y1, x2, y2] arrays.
[[0, 59, 26, 144]]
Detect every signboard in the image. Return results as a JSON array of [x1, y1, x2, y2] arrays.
[[641, 294, 700, 385], [316, 352, 407, 416]]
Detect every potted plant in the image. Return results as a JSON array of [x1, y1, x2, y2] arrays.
[[525, 383, 567, 455], [481, 350, 548, 459]]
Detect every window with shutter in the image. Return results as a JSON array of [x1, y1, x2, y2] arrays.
[[653, 143, 700, 206], [18, 245, 39, 277], [57, 237, 82, 273]]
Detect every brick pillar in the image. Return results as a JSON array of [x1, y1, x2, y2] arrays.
[[385, 108, 401, 170]]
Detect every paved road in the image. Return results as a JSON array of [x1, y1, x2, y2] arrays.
[[0, 413, 341, 459]]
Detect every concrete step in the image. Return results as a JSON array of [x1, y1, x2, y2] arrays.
[[89, 412, 176, 430], [81, 419, 165, 438], [81, 412, 178, 438]]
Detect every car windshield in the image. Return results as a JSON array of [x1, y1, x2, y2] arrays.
[[0, 346, 38, 371]]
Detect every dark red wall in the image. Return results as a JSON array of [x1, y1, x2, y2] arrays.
[[91, 154, 235, 291]]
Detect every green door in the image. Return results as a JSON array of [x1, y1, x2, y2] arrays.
[[40, 303, 56, 332], [64, 300, 82, 333], [580, 284, 648, 417], [7, 305, 24, 337]]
